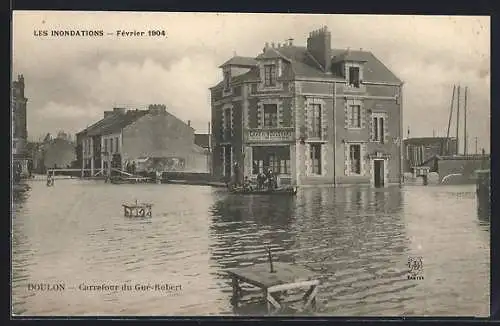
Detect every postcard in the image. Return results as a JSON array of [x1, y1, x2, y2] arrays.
[[11, 11, 490, 317]]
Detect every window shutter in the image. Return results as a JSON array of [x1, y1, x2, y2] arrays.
[[384, 114, 389, 143], [344, 144, 349, 176]]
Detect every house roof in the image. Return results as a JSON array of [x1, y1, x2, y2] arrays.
[[256, 47, 291, 62], [194, 133, 210, 148], [404, 137, 455, 146], [219, 56, 258, 68], [81, 110, 148, 137], [212, 44, 402, 88], [331, 50, 368, 63]]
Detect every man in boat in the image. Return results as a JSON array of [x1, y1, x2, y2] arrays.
[[242, 176, 253, 191], [266, 168, 276, 191], [256, 171, 265, 189]]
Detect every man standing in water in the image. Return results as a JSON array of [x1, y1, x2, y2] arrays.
[[233, 162, 241, 187]]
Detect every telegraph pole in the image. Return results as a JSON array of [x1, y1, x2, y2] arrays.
[[464, 86, 468, 155], [475, 137, 478, 155], [456, 85, 461, 155]]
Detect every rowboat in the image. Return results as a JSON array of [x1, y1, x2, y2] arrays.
[[229, 186, 298, 196]]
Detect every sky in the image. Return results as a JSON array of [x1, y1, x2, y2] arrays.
[[12, 12, 490, 152]]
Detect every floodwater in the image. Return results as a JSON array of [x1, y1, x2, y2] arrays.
[[12, 179, 490, 317]]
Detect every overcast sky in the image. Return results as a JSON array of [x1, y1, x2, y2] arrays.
[[12, 12, 490, 152]]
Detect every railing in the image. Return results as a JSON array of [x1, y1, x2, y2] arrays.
[[246, 128, 295, 143]]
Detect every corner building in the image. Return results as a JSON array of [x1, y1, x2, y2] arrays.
[[210, 27, 404, 187]]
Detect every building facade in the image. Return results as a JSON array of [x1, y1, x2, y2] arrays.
[[403, 137, 457, 172], [210, 27, 404, 187], [76, 105, 209, 176], [12, 74, 29, 178]]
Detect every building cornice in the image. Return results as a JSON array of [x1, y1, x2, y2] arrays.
[[298, 93, 398, 101]]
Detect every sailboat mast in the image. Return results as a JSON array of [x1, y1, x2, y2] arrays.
[[445, 85, 456, 155], [464, 86, 468, 155], [456, 85, 461, 155]]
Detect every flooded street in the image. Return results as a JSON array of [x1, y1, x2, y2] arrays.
[[12, 180, 489, 317]]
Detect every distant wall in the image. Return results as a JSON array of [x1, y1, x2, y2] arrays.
[[43, 139, 76, 169], [438, 157, 490, 182]]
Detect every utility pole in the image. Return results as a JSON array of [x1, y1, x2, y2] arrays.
[[445, 85, 456, 155], [475, 137, 478, 155], [456, 85, 461, 155], [464, 86, 468, 155]]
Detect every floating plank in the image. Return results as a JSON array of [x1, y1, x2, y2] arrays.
[[227, 262, 317, 289]]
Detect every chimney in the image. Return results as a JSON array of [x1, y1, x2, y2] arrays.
[[113, 107, 126, 115], [287, 38, 294, 46], [104, 110, 114, 118], [148, 104, 166, 115], [306, 26, 332, 73], [187, 120, 191, 127]]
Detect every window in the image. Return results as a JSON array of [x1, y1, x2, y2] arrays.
[[310, 144, 322, 175], [12, 140, 17, 150], [252, 147, 291, 175], [269, 154, 280, 174], [253, 160, 263, 174], [223, 71, 231, 91], [372, 115, 386, 143], [348, 66, 360, 88], [349, 105, 361, 128], [280, 160, 291, 174], [264, 65, 276, 87], [263, 104, 278, 128], [115, 137, 119, 152], [349, 144, 361, 174], [110, 138, 114, 153], [310, 103, 322, 138], [104, 139, 108, 154]]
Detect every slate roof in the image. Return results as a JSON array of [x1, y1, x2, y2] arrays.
[[78, 110, 148, 137], [219, 56, 258, 68], [212, 44, 402, 88], [255, 47, 291, 61]]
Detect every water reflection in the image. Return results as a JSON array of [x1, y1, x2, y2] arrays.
[[12, 181, 489, 317], [208, 186, 412, 315]]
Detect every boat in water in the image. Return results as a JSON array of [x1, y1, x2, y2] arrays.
[[229, 185, 298, 196]]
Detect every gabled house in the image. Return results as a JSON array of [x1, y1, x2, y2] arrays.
[[210, 26, 403, 187], [76, 105, 209, 177]]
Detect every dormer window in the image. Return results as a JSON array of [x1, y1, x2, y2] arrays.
[[264, 64, 276, 87], [348, 66, 361, 88], [223, 71, 231, 91]]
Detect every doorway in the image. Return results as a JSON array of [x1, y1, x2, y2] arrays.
[[374, 159, 385, 188]]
